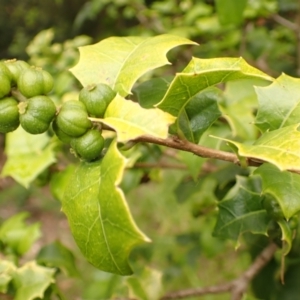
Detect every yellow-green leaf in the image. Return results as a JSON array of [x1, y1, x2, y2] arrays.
[[1, 127, 56, 188], [61, 140, 150, 275], [214, 124, 300, 172], [157, 57, 273, 116], [13, 261, 55, 300], [98, 95, 175, 143], [70, 34, 197, 96]]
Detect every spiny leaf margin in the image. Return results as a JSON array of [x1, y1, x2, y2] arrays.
[[61, 139, 150, 276], [70, 34, 197, 97]]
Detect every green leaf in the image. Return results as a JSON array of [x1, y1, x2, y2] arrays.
[[126, 267, 163, 300], [157, 57, 273, 116], [217, 124, 300, 172], [0, 260, 16, 293], [0, 212, 41, 256], [49, 164, 76, 202], [177, 151, 206, 181], [37, 241, 79, 276], [12, 261, 55, 300], [277, 219, 293, 256], [213, 176, 269, 246], [61, 140, 150, 275], [70, 34, 197, 97], [254, 164, 300, 220], [98, 94, 175, 143], [216, 0, 247, 26], [133, 76, 173, 108], [1, 127, 56, 188], [255, 74, 300, 132], [176, 87, 222, 142], [220, 79, 269, 140]]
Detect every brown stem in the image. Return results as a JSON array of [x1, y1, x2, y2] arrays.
[[271, 14, 297, 31], [161, 243, 278, 300], [134, 135, 266, 169]]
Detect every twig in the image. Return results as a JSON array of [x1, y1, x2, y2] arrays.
[[161, 243, 278, 300], [134, 135, 266, 169], [271, 14, 297, 31]]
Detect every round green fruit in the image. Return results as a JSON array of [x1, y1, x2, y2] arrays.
[[52, 119, 72, 143], [262, 194, 284, 221], [55, 100, 92, 137], [79, 83, 116, 117], [5, 59, 30, 85], [0, 62, 13, 99], [0, 75, 11, 99], [71, 129, 105, 161], [19, 95, 57, 134], [0, 97, 20, 133], [17, 67, 54, 98]]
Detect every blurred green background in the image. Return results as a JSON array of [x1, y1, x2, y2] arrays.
[[1, 0, 300, 299], [1, 0, 299, 76]]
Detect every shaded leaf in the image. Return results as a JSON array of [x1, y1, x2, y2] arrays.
[[253, 164, 300, 220], [37, 241, 79, 276], [213, 176, 269, 246], [157, 57, 273, 116], [133, 76, 173, 108], [49, 164, 76, 202], [277, 219, 293, 256], [176, 87, 222, 142], [1, 127, 56, 188], [255, 74, 300, 132], [220, 79, 269, 140], [70, 34, 197, 96], [61, 140, 150, 275], [216, 124, 300, 172], [177, 151, 206, 181], [13, 261, 55, 300], [98, 95, 175, 143]]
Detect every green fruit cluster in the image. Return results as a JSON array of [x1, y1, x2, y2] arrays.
[[53, 83, 116, 161], [0, 59, 56, 134], [0, 58, 116, 162]]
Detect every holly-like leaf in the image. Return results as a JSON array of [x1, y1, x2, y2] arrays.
[[157, 57, 273, 116], [70, 34, 197, 97], [126, 267, 163, 300], [220, 79, 269, 140], [277, 219, 293, 256], [0, 260, 16, 293], [12, 261, 55, 300], [97, 95, 175, 143], [0, 212, 41, 256], [176, 87, 222, 143], [133, 76, 173, 108], [216, 124, 300, 172], [213, 176, 269, 246], [255, 74, 300, 132], [1, 127, 56, 188], [37, 241, 79, 276], [61, 140, 150, 275], [254, 164, 300, 220]]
